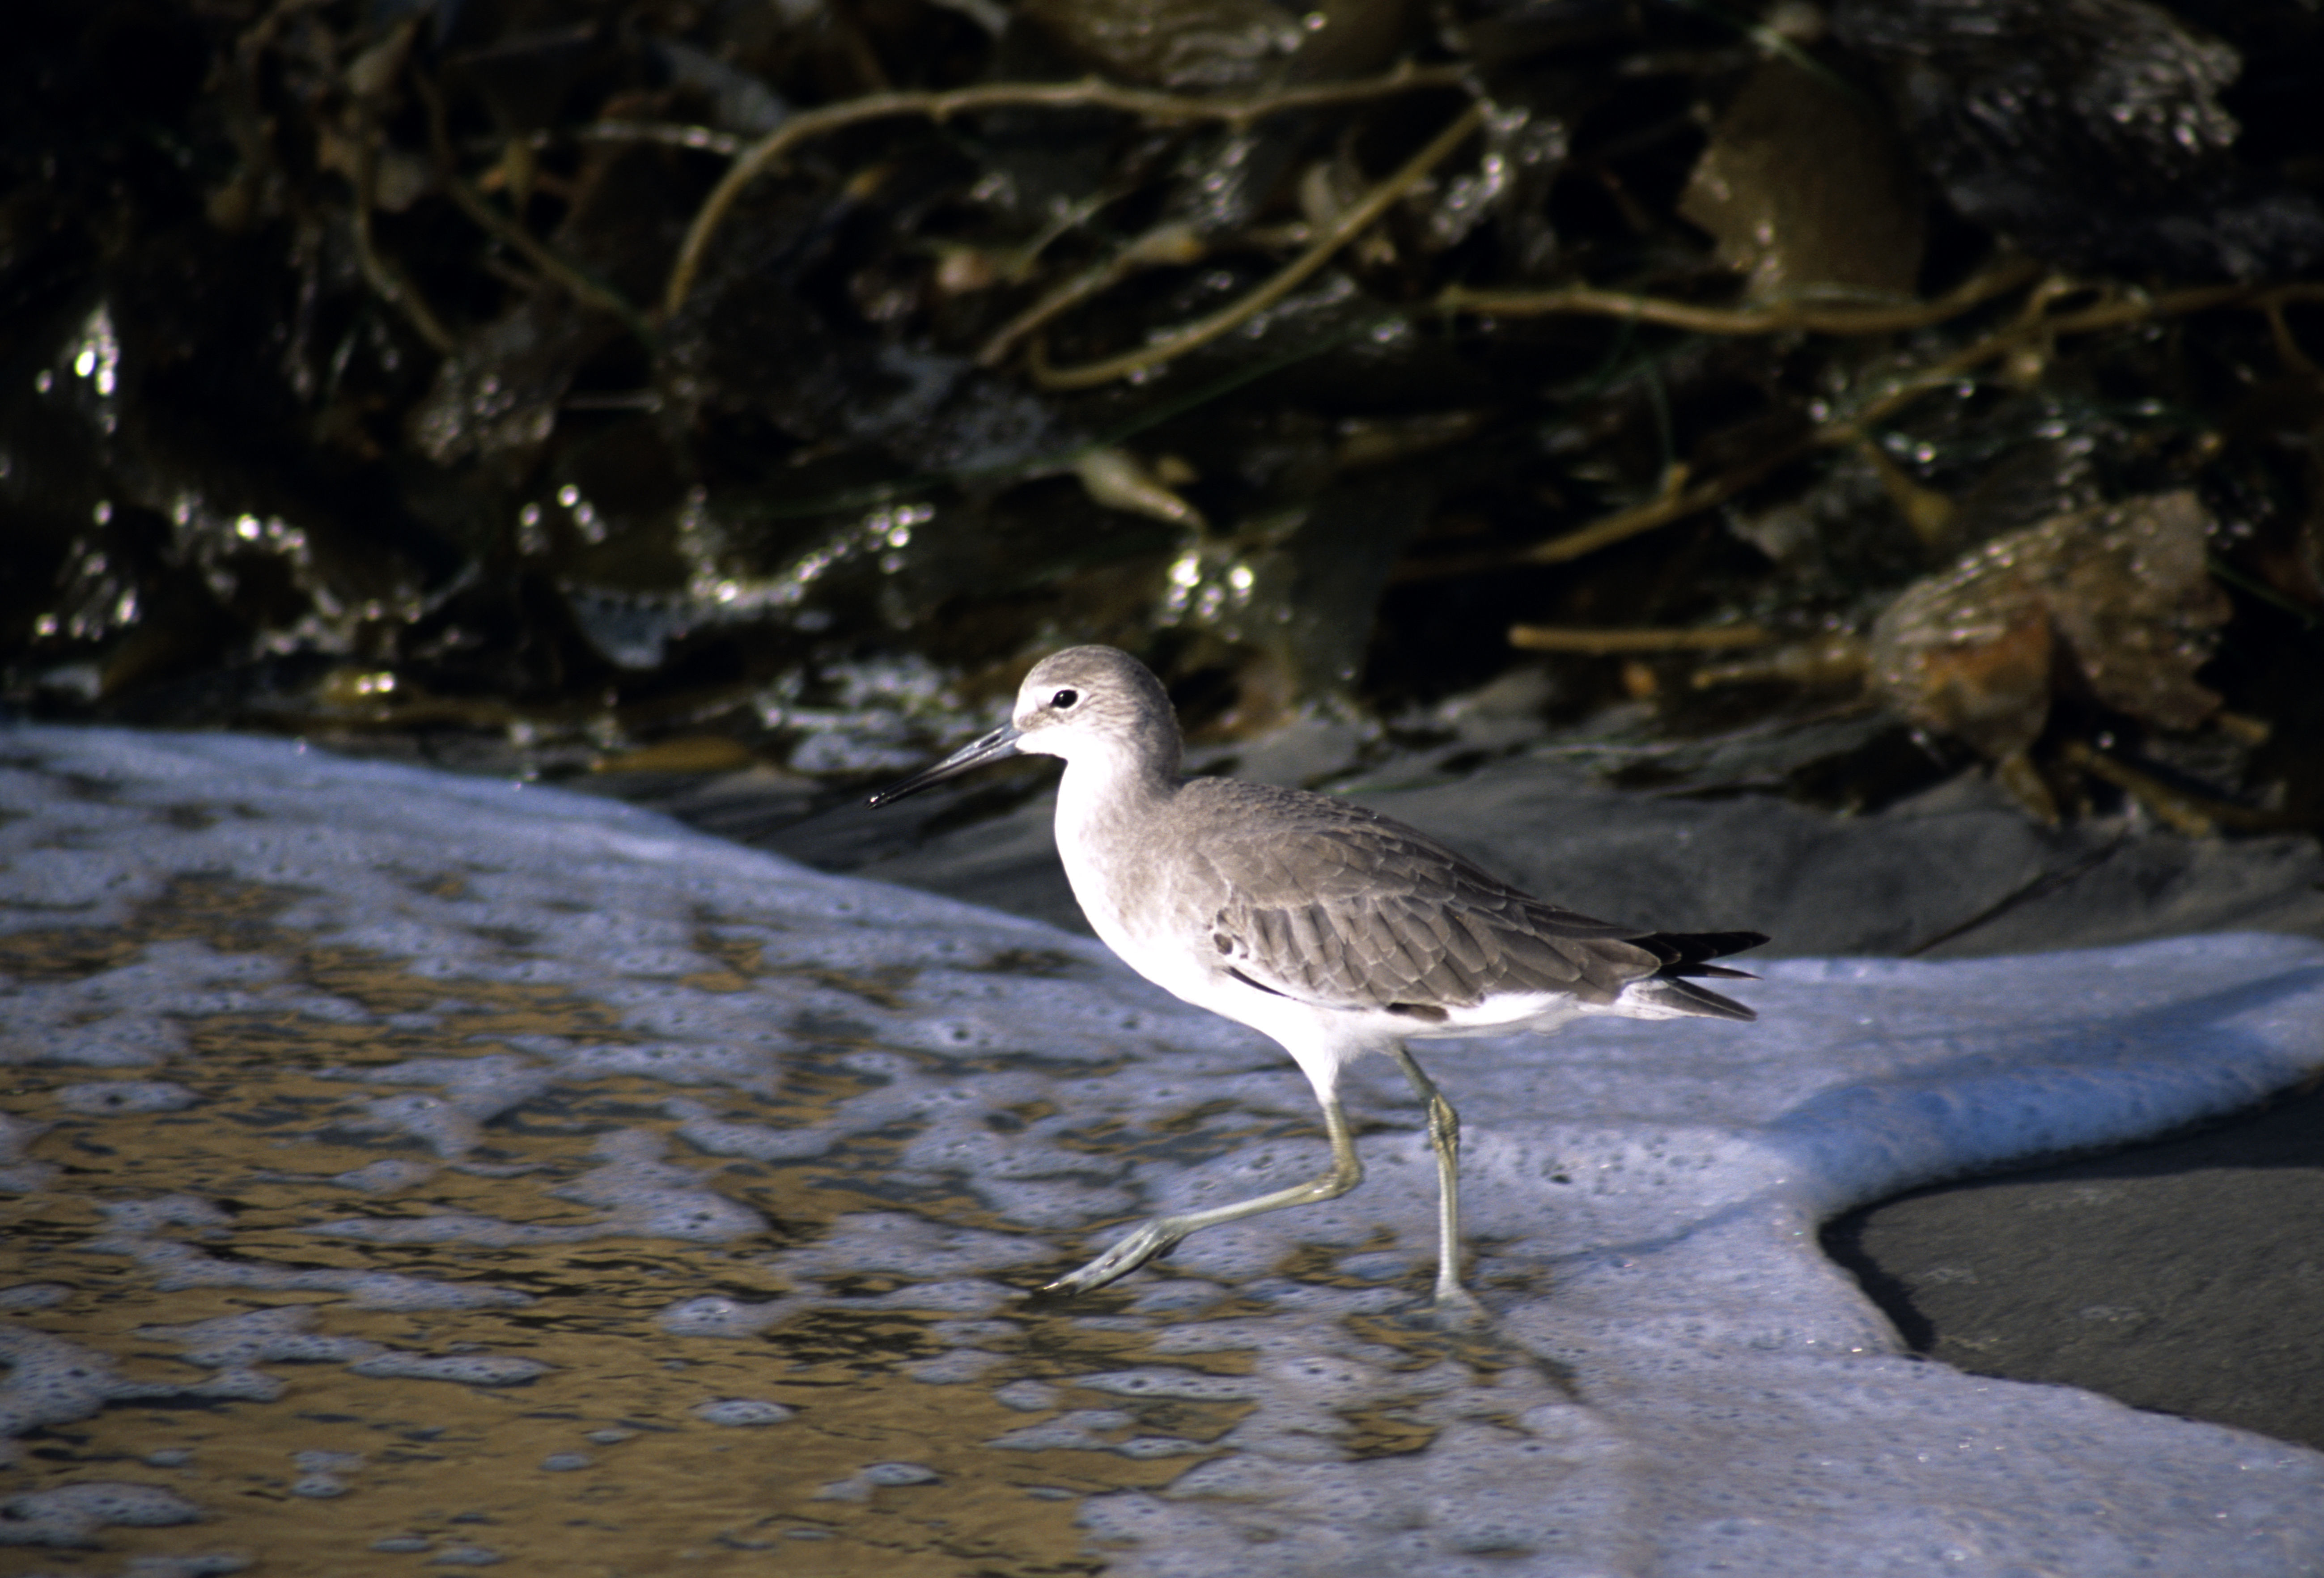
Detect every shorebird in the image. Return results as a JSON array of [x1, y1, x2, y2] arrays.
[[870, 645, 1764, 1312]]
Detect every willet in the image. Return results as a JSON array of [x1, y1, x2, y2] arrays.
[[870, 646, 1765, 1313]]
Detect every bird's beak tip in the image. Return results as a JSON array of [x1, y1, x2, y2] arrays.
[[866, 721, 1025, 808]]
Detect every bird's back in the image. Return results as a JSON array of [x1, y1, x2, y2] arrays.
[[1115, 776, 1761, 1025]]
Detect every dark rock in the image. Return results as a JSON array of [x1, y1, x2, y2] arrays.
[[1833, 0, 2324, 279]]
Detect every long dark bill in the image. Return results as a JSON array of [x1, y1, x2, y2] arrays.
[[865, 721, 1024, 808]]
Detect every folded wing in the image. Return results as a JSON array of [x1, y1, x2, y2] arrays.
[[1186, 780, 1763, 1021]]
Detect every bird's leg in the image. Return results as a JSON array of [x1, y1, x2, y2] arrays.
[[1390, 1044, 1480, 1315], [1043, 1093, 1364, 1297]]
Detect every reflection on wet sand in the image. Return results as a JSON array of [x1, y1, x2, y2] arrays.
[[2, 882, 1252, 1574]]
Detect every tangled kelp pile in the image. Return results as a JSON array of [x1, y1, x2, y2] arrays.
[[4, 0, 2322, 829]]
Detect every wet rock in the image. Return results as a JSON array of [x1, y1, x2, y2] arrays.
[[1679, 56, 1924, 300], [1866, 490, 2231, 803], [1014, 0, 1307, 89], [410, 298, 615, 469], [1833, 0, 2324, 278]]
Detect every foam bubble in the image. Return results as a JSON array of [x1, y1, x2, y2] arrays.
[[137, 1308, 385, 1367], [54, 1081, 199, 1114], [693, 1399, 796, 1426], [905, 1349, 1009, 1384], [345, 1354, 550, 1386], [0, 1481, 203, 1546]]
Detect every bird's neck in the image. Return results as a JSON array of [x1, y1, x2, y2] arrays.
[[1052, 732, 1179, 867]]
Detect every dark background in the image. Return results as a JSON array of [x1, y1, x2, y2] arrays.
[[3, 0, 2321, 836]]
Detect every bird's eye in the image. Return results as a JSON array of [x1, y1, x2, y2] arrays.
[[1050, 688, 1079, 709]]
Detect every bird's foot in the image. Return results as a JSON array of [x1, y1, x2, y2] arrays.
[[1400, 1283, 1488, 1332], [1043, 1217, 1185, 1297]]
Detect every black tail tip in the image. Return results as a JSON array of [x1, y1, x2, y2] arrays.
[[1649, 929, 1771, 977], [1688, 930, 1770, 959], [1634, 975, 1758, 1022]]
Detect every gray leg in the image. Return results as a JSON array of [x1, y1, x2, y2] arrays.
[[1390, 1044, 1479, 1313], [1045, 1094, 1364, 1297]]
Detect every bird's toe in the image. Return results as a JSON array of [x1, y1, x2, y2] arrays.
[[1043, 1219, 1183, 1295]]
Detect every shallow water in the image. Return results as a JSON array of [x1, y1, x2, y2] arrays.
[[4, 727, 2322, 1576]]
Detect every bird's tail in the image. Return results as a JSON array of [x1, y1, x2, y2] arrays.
[[1626, 930, 1769, 1022]]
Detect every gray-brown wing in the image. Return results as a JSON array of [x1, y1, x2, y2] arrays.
[[1181, 779, 1665, 1013]]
